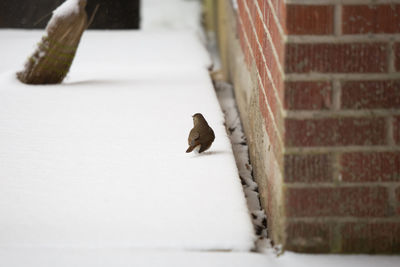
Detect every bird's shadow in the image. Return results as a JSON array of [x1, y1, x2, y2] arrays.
[[190, 150, 230, 157], [61, 79, 130, 87]]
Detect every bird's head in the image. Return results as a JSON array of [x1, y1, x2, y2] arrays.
[[192, 113, 206, 124]]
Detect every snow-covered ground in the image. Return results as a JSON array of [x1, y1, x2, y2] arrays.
[[0, 29, 254, 252], [0, 0, 399, 266], [2, 248, 400, 267]]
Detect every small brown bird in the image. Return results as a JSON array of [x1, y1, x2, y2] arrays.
[[186, 113, 215, 153]]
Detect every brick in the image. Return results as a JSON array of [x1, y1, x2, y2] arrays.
[[257, 0, 263, 13], [252, 3, 284, 89], [285, 117, 386, 147], [263, 1, 285, 65], [246, 0, 256, 22], [287, 5, 334, 35], [254, 38, 263, 73], [341, 223, 400, 253], [255, 6, 264, 47], [286, 187, 389, 217], [284, 81, 332, 110], [395, 43, 400, 71], [286, 221, 333, 253], [341, 152, 400, 182], [285, 43, 388, 73], [261, 33, 283, 97], [395, 116, 400, 145], [243, 0, 285, 101], [343, 5, 400, 34], [341, 81, 400, 109], [271, 0, 286, 31], [238, 2, 252, 69], [284, 153, 333, 183]]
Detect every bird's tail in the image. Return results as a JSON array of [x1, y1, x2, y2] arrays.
[[186, 146, 195, 153]]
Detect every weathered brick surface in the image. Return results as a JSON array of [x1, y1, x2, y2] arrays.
[[287, 5, 334, 35], [261, 1, 285, 64], [341, 81, 400, 109], [342, 5, 400, 34], [284, 153, 333, 183], [259, 0, 286, 34], [341, 223, 400, 253], [260, 73, 283, 131], [286, 221, 333, 253], [286, 187, 389, 217], [285, 43, 388, 73], [253, 2, 285, 97], [284, 81, 332, 110], [285, 118, 386, 147], [395, 43, 400, 71], [234, 0, 400, 253], [341, 152, 400, 182]]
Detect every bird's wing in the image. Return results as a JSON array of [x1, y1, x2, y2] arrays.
[[190, 131, 200, 146]]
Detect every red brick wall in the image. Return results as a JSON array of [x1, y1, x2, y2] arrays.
[[236, 0, 400, 253]]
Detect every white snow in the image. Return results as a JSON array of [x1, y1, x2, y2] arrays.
[[0, 30, 254, 253], [215, 81, 269, 250], [1, 249, 400, 267], [1, 0, 400, 265], [52, 0, 82, 18]]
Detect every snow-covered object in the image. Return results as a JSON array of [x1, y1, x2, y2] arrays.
[[17, 0, 87, 84], [0, 30, 255, 254], [53, 0, 84, 18]]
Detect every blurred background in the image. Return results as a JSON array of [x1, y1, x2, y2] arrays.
[[0, 0, 140, 29]]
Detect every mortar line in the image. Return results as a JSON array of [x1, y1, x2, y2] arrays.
[[286, 109, 400, 119], [287, 217, 400, 223], [286, 73, 400, 81], [387, 116, 395, 146], [334, 4, 342, 36], [332, 222, 342, 253], [332, 152, 341, 184], [286, 182, 400, 188], [285, 0, 400, 4], [388, 41, 396, 73], [388, 185, 398, 217], [288, 34, 400, 43], [332, 80, 341, 111], [285, 146, 400, 153]]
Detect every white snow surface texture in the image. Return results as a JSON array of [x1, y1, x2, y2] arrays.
[[0, 30, 255, 251], [53, 0, 81, 18]]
